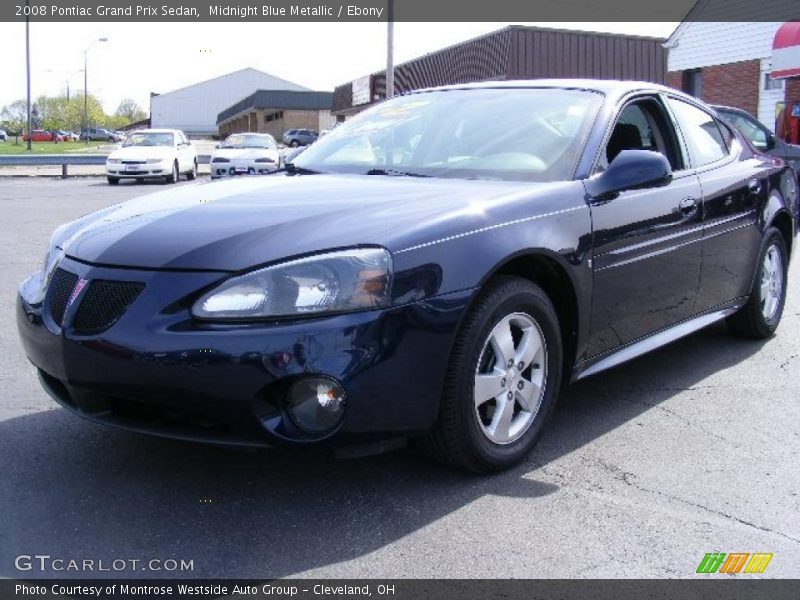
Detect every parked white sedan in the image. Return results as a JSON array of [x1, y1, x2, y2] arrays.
[[105, 129, 197, 185], [210, 133, 281, 179]]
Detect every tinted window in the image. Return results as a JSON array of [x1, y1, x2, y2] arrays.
[[295, 88, 603, 182], [667, 98, 728, 167]]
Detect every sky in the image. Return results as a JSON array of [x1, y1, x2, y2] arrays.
[[0, 21, 677, 115]]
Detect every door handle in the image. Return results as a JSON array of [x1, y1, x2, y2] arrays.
[[679, 197, 698, 215], [748, 179, 762, 195]]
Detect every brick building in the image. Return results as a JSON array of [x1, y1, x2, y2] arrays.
[[663, 0, 800, 132], [216, 90, 335, 139]]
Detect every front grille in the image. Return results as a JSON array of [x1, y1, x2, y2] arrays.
[[121, 160, 146, 165], [47, 268, 79, 326], [72, 279, 144, 333]]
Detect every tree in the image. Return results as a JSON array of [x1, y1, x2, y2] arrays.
[[30, 104, 41, 129], [115, 98, 147, 124], [0, 99, 27, 134], [1, 93, 109, 134]]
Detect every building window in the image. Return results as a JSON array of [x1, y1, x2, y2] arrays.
[[763, 73, 784, 91], [683, 69, 702, 97]]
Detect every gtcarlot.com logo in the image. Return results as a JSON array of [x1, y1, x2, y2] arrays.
[[15, 554, 194, 573], [696, 552, 772, 574]]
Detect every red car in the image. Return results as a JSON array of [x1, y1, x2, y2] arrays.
[[22, 130, 64, 142]]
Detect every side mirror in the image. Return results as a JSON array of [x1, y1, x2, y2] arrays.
[[586, 150, 673, 201]]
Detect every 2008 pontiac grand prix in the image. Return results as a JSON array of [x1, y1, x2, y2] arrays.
[[17, 80, 798, 472]]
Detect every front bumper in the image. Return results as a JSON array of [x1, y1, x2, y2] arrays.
[[17, 257, 470, 448], [106, 160, 169, 178], [210, 160, 278, 179]]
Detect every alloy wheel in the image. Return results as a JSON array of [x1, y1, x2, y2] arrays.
[[760, 244, 783, 321], [474, 312, 547, 444]]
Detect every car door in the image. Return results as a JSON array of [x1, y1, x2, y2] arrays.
[[666, 98, 764, 312], [586, 95, 704, 358], [178, 132, 195, 171]]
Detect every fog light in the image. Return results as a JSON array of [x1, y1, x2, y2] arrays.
[[286, 377, 346, 433]]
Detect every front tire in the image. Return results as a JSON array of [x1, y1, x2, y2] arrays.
[[165, 161, 179, 184], [420, 276, 563, 473], [727, 226, 788, 339], [186, 159, 197, 180], [107, 176, 119, 185]]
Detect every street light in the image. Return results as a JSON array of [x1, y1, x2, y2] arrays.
[[83, 37, 107, 144]]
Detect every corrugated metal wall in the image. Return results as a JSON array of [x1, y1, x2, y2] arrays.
[[508, 27, 666, 83], [332, 28, 513, 113], [332, 26, 667, 114], [379, 28, 513, 97]]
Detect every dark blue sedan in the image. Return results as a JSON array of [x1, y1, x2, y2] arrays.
[[17, 80, 797, 472]]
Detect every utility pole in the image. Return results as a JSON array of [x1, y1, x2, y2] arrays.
[[25, 0, 32, 150], [83, 50, 88, 143], [386, 0, 394, 99], [83, 37, 107, 144]]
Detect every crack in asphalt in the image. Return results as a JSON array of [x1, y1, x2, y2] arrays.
[[779, 354, 799, 374], [619, 396, 735, 445], [578, 458, 800, 546]]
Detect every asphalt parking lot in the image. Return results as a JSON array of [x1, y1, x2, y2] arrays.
[[0, 177, 798, 579]]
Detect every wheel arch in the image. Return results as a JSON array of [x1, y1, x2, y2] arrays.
[[460, 249, 583, 383], [770, 209, 794, 258], [765, 170, 797, 256]]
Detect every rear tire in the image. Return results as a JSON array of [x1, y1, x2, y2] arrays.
[[107, 176, 119, 185], [726, 226, 788, 339], [419, 276, 563, 473]]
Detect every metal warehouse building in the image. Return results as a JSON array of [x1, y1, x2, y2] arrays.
[[216, 90, 335, 138], [333, 25, 667, 117], [150, 68, 310, 135]]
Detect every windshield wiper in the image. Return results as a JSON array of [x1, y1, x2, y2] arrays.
[[281, 162, 320, 175], [365, 168, 431, 178]]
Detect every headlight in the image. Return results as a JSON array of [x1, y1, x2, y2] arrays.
[[107, 158, 120, 164], [192, 247, 392, 320], [29, 240, 65, 305], [146, 158, 163, 164]]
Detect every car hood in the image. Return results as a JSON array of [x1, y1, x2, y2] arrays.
[[57, 174, 568, 271], [109, 146, 175, 160], [212, 148, 276, 160]]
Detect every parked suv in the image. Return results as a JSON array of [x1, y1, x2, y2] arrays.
[[81, 128, 121, 142], [282, 128, 318, 147]]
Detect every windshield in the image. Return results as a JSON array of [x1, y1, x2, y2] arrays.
[[294, 88, 602, 181], [123, 132, 174, 147], [222, 134, 275, 149]]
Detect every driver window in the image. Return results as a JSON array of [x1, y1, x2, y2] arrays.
[[600, 99, 681, 172]]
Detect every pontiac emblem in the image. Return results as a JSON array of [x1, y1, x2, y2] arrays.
[[68, 278, 89, 307]]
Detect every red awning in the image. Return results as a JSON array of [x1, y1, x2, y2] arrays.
[[772, 21, 800, 79]]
